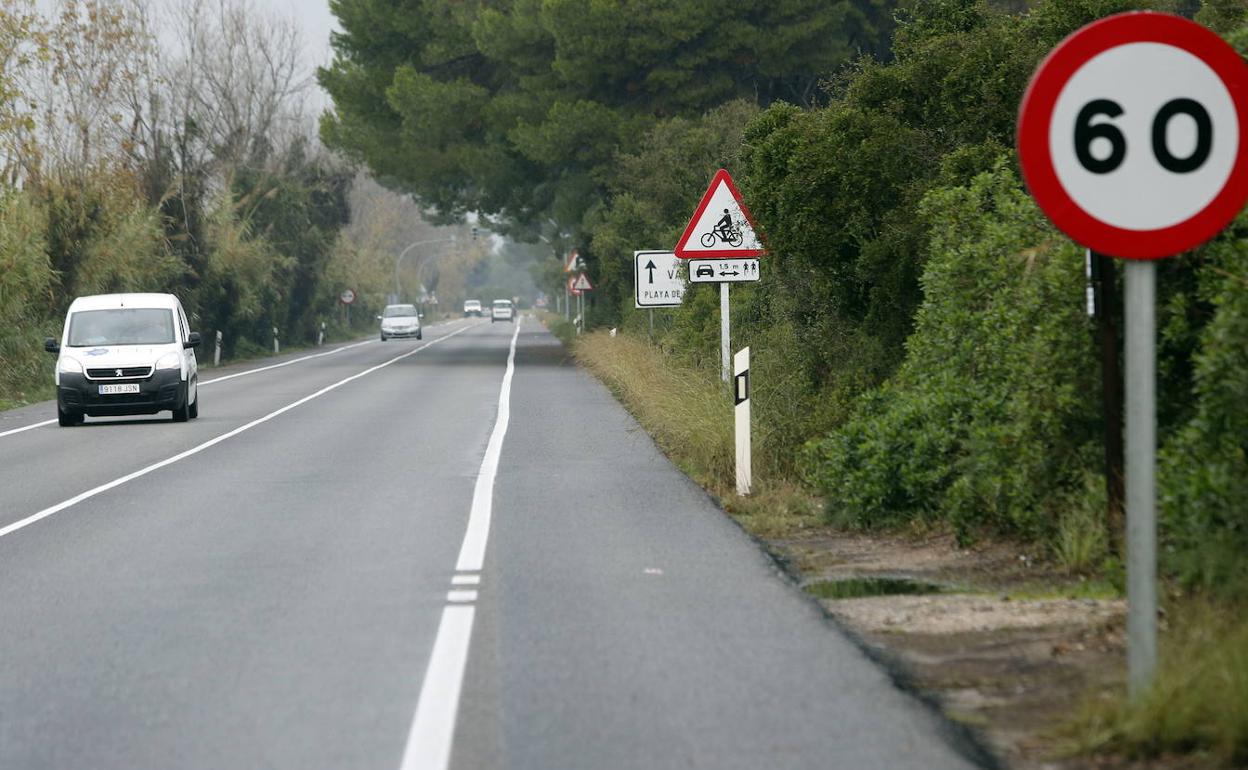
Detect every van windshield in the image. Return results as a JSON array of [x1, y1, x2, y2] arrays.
[[67, 308, 176, 346]]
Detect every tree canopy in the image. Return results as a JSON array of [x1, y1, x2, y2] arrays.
[[319, 0, 895, 235]]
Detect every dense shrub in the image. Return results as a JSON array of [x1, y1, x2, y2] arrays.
[[1159, 220, 1248, 594], [803, 163, 1101, 541]]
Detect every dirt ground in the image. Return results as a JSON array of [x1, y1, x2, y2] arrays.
[[764, 529, 1199, 770]]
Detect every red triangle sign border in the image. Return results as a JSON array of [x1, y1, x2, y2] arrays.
[[674, 168, 766, 259]]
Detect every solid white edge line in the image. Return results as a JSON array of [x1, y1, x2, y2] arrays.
[[0, 419, 56, 439], [0, 324, 476, 541], [399, 318, 522, 770], [454, 318, 521, 573], [399, 606, 476, 770]]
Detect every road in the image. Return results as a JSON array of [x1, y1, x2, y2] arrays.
[[0, 316, 983, 770]]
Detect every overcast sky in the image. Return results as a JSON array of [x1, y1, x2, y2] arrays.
[[256, 0, 341, 110]]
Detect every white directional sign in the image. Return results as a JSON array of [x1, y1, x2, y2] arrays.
[[674, 169, 765, 258], [687, 258, 760, 284], [634, 250, 685, 308]]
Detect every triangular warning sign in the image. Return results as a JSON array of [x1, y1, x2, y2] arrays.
[[564, 248, 581, 273], [674, 169, 765, 259], [571, 273, 593, 291]]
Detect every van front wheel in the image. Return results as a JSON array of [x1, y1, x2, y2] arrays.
[[57, 407, 83, 427], [172, 385, 190, 422]]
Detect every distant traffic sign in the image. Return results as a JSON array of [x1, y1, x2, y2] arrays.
[[340, 288, 356, 305], [674, 169, 765, 258], [571, 273, 593, 292], [1017, 12, 1248, 258], [687, 258, 760, 284], [634, 251, 685, 308], [564, 249, 583, 273]]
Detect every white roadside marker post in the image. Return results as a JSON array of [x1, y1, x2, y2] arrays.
[[272, 326, 280, 355], [734, 346, 751, 496], [213, 330, 223, 367]]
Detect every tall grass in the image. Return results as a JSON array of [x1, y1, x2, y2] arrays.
[[574, 330, 734, 485], [1067, 600, 1248, 767], [571, 329, 820, 537]]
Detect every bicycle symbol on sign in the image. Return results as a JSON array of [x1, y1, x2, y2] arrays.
[[700, 208, 744, 248]]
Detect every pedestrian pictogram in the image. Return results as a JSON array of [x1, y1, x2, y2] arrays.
[[687, 258, 760, 284], [674, 169, 765, 258]]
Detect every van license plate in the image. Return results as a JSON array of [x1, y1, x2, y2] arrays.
[[99, 384, 140, 395]]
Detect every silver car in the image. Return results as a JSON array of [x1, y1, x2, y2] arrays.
[[379, 304, 423, 340]]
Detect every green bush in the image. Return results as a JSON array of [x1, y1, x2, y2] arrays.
[[1159, 221, 1248, 595], [803, 162, 1101, 541], [0, 190, 56, 401]]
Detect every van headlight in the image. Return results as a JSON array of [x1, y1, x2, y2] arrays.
[[156, 352, 181, 370], [58, 356, 83, 374]]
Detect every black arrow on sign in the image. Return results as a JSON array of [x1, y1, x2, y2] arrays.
[[644, 260, 657, 284]]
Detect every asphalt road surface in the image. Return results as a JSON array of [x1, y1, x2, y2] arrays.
[[0, 316, 983, 770]]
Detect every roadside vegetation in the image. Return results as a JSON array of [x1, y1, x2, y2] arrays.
[[1, 0, 1242, 763], [372, 0, 1248, 763], [0, 0, 505, 410]]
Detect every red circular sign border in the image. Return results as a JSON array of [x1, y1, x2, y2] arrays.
[[1018, 12, 1248, 259]]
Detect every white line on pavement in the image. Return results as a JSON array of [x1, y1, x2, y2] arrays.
[[201, 319, 477, 386], [455, 320, 520, 573], [400, 606, 476, 770], [0, 324, 476, 541], [0, 420, 56, 439], [0, 321, 480, 443], [399, 318, 522, 770], [199, 339, 375, 386]]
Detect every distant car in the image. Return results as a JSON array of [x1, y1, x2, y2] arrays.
[[379, 304, 422, 341], [44, 293, 201, 426], [463, 299, 482, 317], [695, 263, 715, 279], [491, 299, 514, 323]]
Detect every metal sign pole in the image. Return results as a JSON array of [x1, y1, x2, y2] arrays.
[[1124, 259, 1157, 697], [720, 283, 730, 383], [734, 347, 751, 496]]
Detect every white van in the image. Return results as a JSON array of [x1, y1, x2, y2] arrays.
[[491, 299, 514, 323], [44, 293, 201, 426]]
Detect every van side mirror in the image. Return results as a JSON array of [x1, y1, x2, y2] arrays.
[[44, 337, 60, 354], [184, 331, 201, 349]]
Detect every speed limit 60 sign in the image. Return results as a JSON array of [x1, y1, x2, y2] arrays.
[[1018, 12, 1248, 259]]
